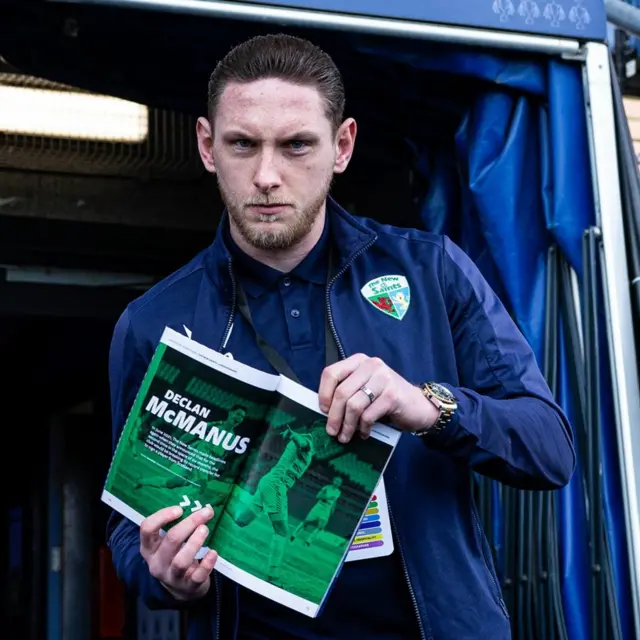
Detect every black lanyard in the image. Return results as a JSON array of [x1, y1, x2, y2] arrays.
[[233, 248, 341, 385]]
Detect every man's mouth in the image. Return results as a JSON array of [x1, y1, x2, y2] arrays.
[[247, 203, 291, 215]]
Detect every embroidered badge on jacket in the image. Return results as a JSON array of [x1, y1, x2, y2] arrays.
[[361, 275, 411, 320]]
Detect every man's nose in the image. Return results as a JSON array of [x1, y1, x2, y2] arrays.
[[253, 150, 281, 192]]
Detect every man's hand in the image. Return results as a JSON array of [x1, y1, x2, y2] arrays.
[[281, 424, 295, 439], [140, 505, 218, 601], [318, 354, 440, 443]]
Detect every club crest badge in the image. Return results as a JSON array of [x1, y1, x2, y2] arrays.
[[361, 275, 411, 320]]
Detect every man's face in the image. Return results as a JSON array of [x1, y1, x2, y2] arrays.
[[229, 409, 246, 425], [197, 78, 355, 251]]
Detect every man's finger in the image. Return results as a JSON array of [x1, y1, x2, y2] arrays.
[[140, 506, 183, 553], [359, 389, 395, 438], [332, 376, 379, 442], [155, 507, 214, 568], [358, 413, 376, 439], [325, 361, 375, 437], [191, 550, 218, 586], [169, 524, 210, 581], [352, 366, 397, 439], [338, 389, 373, 442], [318, 353, 368, 413]]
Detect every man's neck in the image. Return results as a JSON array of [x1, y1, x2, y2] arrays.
[[229, 209, 326, 273]]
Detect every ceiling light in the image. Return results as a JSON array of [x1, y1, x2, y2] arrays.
[[0, 84, 149, 143]]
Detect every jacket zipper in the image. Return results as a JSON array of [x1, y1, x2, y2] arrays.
[[214, 572, 222, 640], [219, 259, 237, 352], [215, 261, 235, 640], [325, 235, 427, 639], [389, 502, 428, 640], [325, 238, 377, 358]]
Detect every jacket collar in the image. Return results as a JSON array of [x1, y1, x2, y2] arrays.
[[203, 195, 377, 300], [223, 208, 331, 298]]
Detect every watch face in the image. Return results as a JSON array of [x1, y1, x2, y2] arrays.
[[429, 382, 455, 403]]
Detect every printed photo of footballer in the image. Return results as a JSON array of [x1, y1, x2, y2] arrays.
[[213, 393, 394, 604]]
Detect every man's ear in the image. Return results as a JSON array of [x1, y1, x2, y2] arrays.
[[196, 117, 216, 174], [333, 118, 357, 175]]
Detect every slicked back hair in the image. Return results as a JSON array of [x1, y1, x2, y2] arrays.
[[207, 34, 345, 133]]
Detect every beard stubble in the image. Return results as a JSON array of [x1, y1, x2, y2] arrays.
[[218, 174, 333, 251]]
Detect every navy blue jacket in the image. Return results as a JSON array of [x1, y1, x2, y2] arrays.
[[107, 198, 575, 639]]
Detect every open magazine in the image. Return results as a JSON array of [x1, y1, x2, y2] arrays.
[[102, 327, 400, 617]]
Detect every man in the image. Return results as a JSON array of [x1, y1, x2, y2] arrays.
[[232, 425, 318, 583], [291, 476, 343, 547], [107, 33, 574, 639]]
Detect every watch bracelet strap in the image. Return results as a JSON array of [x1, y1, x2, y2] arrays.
[[414, 383, 456, 435]]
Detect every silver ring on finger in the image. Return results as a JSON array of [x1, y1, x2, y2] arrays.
[[359, 385, 376, 404]]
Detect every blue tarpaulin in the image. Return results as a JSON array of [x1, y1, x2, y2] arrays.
[[348, 39, 632, 638]]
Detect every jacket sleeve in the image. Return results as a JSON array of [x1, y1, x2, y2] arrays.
[[106, 309, 215, 610], [422, 237, 576, 490]]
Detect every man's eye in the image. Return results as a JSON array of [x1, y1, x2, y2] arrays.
[[288, 140, 309, 152], [233, 139, 253, 149]]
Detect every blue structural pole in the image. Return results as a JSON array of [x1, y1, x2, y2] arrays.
[[606, 0, 640, 36]]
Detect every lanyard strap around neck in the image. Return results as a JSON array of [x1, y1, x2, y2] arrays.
[[233, 247, 341, 385]]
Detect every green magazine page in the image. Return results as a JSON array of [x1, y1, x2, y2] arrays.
[[103, 328, 279, 540], [102, 327, 400, 617]]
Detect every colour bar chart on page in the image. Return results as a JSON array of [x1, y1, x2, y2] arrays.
[[345, 478, 394, 561]]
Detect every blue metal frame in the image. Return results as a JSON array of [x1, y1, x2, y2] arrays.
[[213, 0, 607, 39], [53, 0, 608, 40]]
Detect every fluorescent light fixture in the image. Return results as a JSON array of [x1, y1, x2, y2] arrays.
[[0, 84, 149, 142]]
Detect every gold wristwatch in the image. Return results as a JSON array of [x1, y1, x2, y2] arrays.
[[413, 382, 457, 436]]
